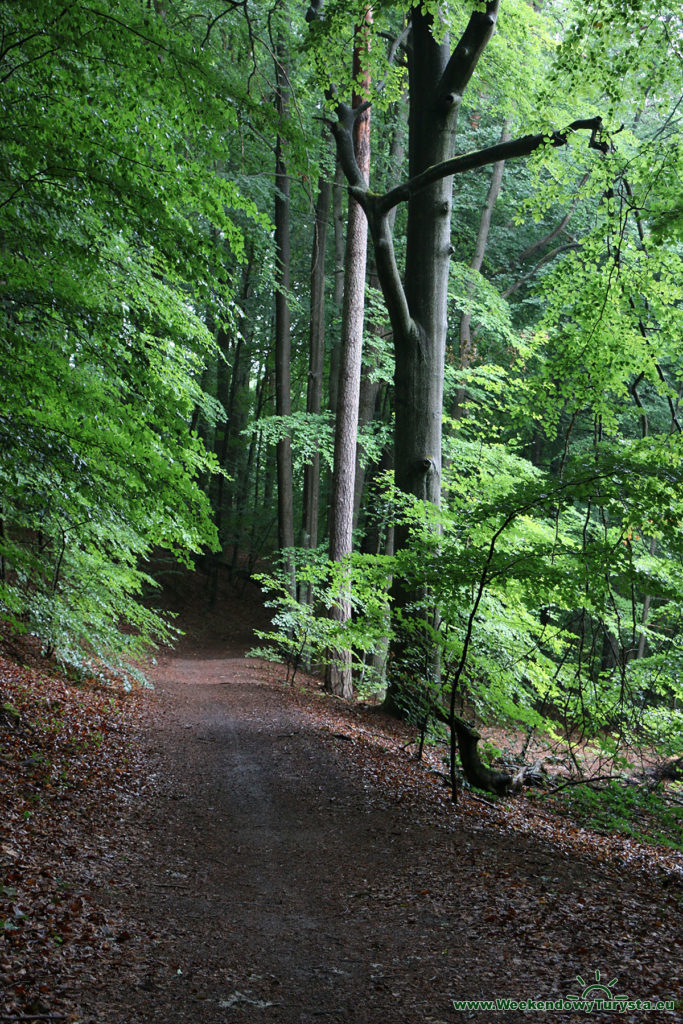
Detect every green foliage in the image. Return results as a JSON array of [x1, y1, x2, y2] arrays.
[[254, 414, 335, 475], [402, 434, 683, 737], [544, 781, 683, 851], [250, 547, 392, 687], [449, 264, 517, 350], [0, 1, 265, 672]]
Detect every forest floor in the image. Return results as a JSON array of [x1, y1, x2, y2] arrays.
[[1, 569, 682, 1024]]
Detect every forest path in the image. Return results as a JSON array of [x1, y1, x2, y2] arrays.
[[74, 582, 681, 1024]]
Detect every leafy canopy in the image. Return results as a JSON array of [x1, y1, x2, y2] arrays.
[[0, 0, 263, 673]]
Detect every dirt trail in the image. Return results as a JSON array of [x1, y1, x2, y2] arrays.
[[73, 581, 681, 1024]]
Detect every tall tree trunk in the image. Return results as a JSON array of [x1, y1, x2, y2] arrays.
[[326, 9, 372, 698], [274, 41, 295, 579], [301, 174, 332, 556], [231, 354, 268, 577], [327, 3, 601, 706], [328, 159, 347, 420], [213, 256, 253, 557], [382, 7, 497, 712], [353, 98, 407, 530]]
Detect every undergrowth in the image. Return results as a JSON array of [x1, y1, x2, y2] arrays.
[[539, 781, 683, 851]]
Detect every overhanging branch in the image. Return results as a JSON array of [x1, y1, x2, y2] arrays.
[[378, 117, 606, 216]]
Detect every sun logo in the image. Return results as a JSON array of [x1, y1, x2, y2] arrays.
[[572, 970, 627, 1004]]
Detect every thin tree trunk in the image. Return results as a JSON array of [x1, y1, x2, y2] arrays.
[[213, 258, 252, 559], [352, 359, 381, 530], [353, 97, 407, 530], [231, 347, 267, 576], [0, 510, 6, 583], [637, 537, 656, 660], [274, 40, 295, 581], [301, 173, 332, 556], [261, 369, 276, 542], [328, 159, 346, 419], [326, 9, 372, 698]]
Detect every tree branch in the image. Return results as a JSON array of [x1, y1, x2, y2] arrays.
[[437, 0, 501, 110], [501, 240, 579, 298], [386, 24, 410, 68], [366, 203, 414, 343], [378, 118, 606, 216], [494, 170, 590, 276], [330, 101, 372, 192], [201, 2, 246, 50]]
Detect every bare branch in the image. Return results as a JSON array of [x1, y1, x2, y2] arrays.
[[378, 118, 606, 216], [501, 241, 579, 298], [495, 170, 590, 276], [386, 24, 410, 68], [200, 2, 246, 50], [367, 205, 414, 343]]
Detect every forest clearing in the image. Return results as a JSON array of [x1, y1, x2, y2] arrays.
[[2, 1, 683, 1021]]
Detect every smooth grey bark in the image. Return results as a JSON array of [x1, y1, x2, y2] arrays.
[[274, 42, 295, 571], [326, 11, 372, 699]]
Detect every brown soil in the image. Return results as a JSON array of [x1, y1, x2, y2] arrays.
[[49, 574, 683, 1023]]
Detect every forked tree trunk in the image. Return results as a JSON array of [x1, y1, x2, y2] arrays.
[[383, 6, 501, 711], [323, 0, 603, 710]]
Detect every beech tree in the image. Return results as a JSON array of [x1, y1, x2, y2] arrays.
[[309, 0, 606, 703]]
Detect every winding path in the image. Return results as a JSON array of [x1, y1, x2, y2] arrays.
[[74, 586, 681, 1024]]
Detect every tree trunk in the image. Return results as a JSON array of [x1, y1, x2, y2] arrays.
[[328, 159, 346, 420], [326, 9, 372, 699], [326, 2, 601, 708], [301, 173, 332, 557], [352, 98, 407, 530], [274, 41, 295, 578], [393, 7, 455, 511], [382, 6, 500, 710]]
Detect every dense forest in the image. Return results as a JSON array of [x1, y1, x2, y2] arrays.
[[2, 0, 683, 802]]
